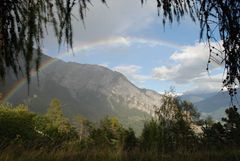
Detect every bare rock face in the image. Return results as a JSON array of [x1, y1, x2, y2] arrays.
[[41, 60, 163, 116]]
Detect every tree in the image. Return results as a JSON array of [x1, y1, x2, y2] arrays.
[[89, 116, 124, 147], [0, 101, 78, 148], [202, 122, 226, 148], [0, 103, 54, 148], [202, 106, 240, 148], [154, 90, 200, 124], [141, 119, 160, 151], [74, 115, 92, 141], [45, 98, 77, 142], [46, 98, 70, 133], [1, 0, 239, 95], [222, 106, 240, 145], [0, 103, 37, 144], [120, 127, 137, 151], [142, 92, 199, 152], [180, 100, 201, 124]]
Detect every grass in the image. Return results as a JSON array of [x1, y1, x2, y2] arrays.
[[1, 144, 240, 161]]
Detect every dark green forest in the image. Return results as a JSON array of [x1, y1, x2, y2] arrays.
[[1, 94, 240, 161]]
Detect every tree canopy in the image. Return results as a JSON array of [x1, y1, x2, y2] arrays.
[[0, 0, 239, 95]]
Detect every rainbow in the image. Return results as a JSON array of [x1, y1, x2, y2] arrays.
[[2, 36, 182, 102], [2, 57, 55, 102]]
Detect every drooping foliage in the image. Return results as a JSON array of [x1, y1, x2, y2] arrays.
[[143, 0, 240, 95], [1, 0, 239, 96], [0, 0, 106, 84], [198, 0, 240, 96], [142, 0, 197, 25]]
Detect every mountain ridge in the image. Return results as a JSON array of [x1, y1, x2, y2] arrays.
[[0, 54, 163, 133]]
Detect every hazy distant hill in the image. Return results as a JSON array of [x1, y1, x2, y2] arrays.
[[0, 54, 163, 133], [180, 92, 216, 103], [181, 91, 240, 120]]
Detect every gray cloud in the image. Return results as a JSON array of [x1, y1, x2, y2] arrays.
[[72, 0, 156, 41], [43, 0, 157, 52]]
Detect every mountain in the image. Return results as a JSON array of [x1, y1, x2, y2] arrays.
[[3, 54, 237, 127], [181, 91, 240, 120], [0, 54, 162, 133], [180, 92, 216, 103]]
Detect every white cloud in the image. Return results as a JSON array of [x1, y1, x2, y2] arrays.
[[112, 65, 151, 83], [113, 65, 142, 75], [98, 63, 109, 68], [152, 42, 224, 93], [132, 74, 152, 81], [153, 42, 223, 83], [153, 65, 181, 81], [185, 73, 224, 94]]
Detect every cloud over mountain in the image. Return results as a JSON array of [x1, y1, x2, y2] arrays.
[[152, 42, 224, 93]]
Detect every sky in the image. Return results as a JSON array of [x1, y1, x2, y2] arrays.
[[42, 0, 224, 95]]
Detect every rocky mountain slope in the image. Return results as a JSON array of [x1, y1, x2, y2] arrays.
[[0, 54, 163, 132]]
